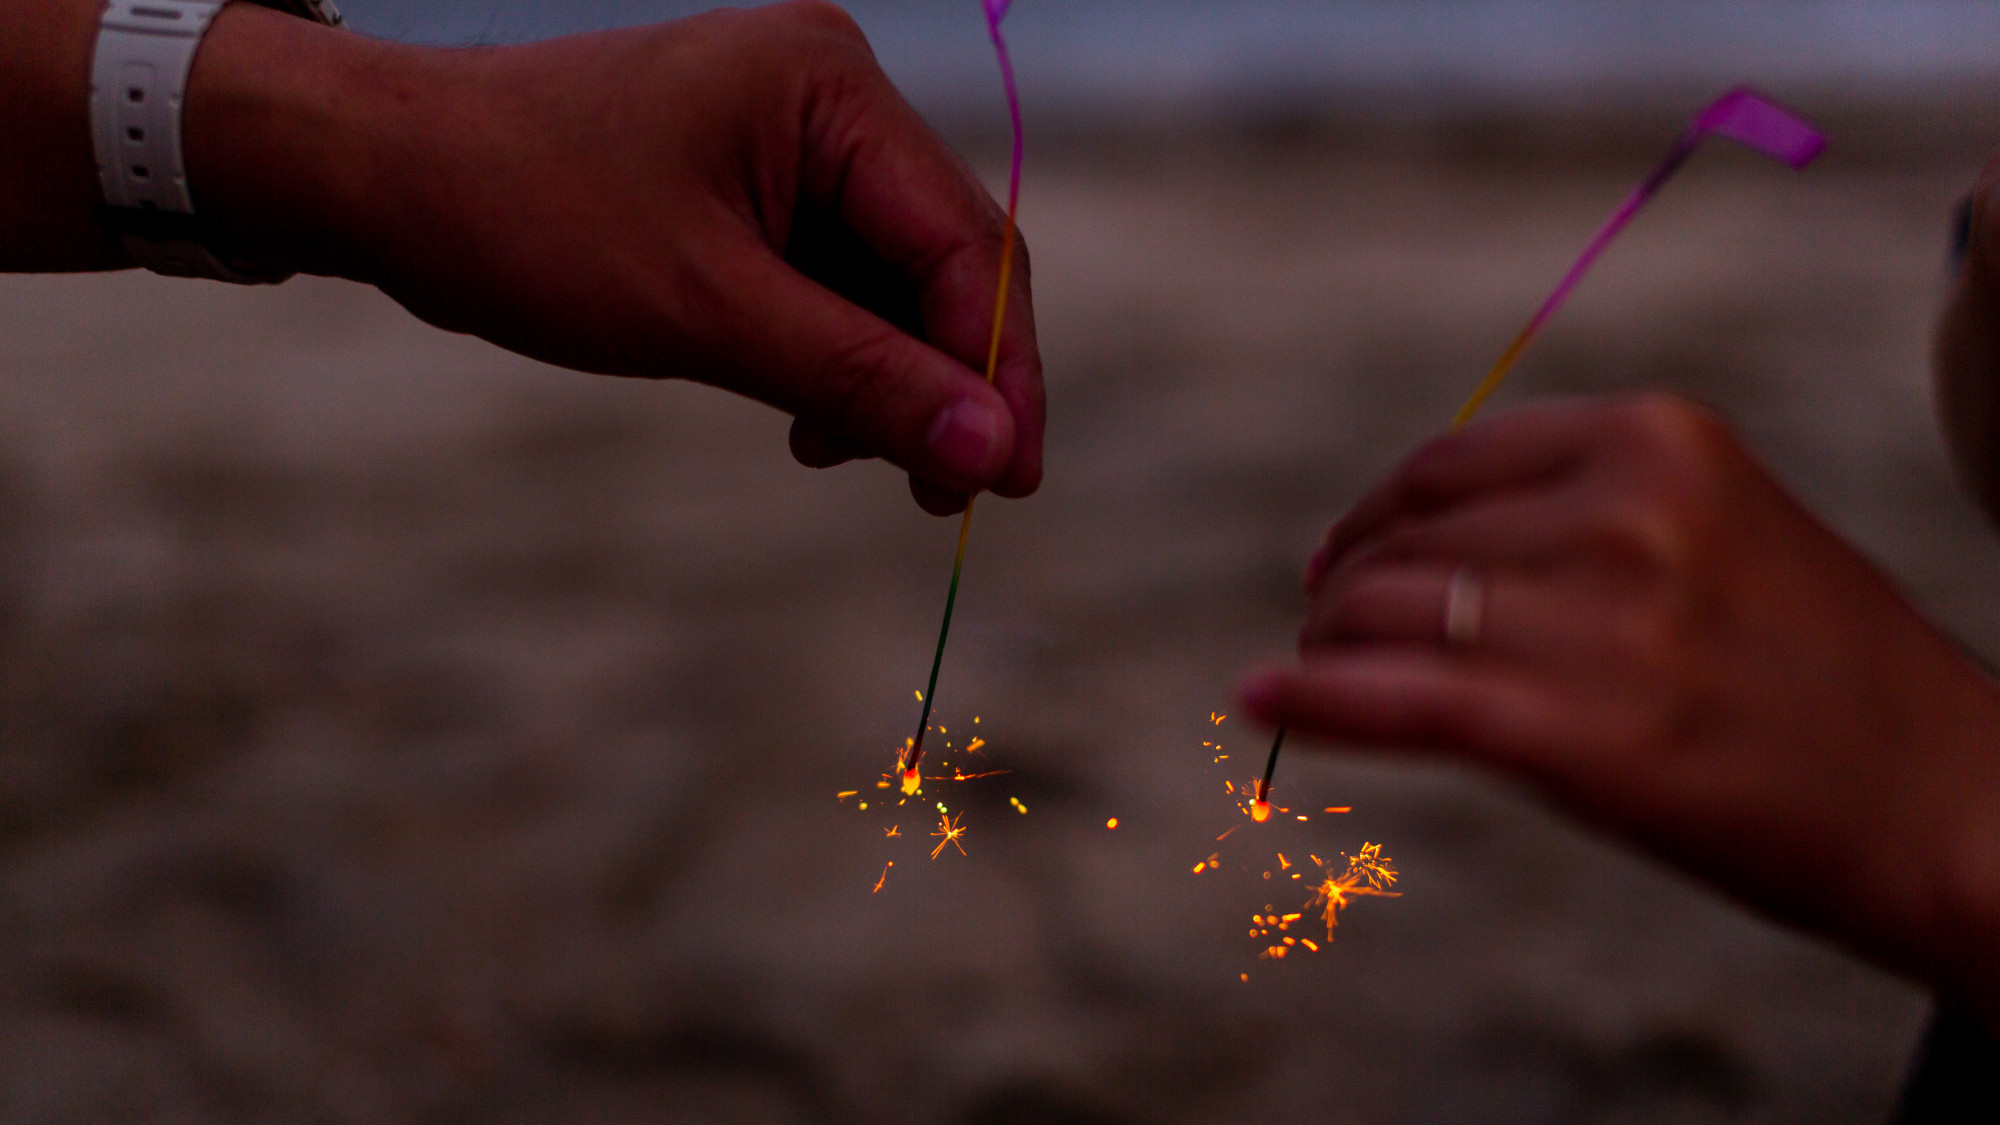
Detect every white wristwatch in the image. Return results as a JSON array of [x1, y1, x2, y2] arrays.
[[89, 0, 344, 284]]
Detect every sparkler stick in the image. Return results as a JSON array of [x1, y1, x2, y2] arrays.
[[898, 0, 1025, 790], [1258, 87, 1825, 793]]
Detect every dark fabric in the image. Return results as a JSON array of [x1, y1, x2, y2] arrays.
[[1892, 1007, 2000, 1123]]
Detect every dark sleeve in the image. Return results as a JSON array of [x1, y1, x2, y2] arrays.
[[1892, 1007, 2000, 1123]]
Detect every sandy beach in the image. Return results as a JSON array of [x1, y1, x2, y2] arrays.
[[3, 97, 1996, 1122]]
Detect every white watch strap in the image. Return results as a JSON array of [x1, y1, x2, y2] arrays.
[[90, 0, 226, 215], [89, 0, 305, 283]]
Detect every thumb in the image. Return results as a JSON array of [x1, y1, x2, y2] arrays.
[[704, 236, 1018, 494]]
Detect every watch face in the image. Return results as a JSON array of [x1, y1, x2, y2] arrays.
[[253, 0, 343, 26]]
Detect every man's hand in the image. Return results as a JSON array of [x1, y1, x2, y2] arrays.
[[10, 0, 1042, 512], [1240, 394, 2000, 1026]]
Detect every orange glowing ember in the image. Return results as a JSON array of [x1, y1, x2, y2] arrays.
[[901, 768, 923, 796], [930, 812, 968, 859], [1106, 818, 1119, 830], [1250, 800, 1272, 824]]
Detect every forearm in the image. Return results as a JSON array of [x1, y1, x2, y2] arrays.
[[0, 0, 129, 270], [180, 3, 430, 282], [0, 0, 428, 280]]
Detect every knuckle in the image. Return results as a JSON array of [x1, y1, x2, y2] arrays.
[[781, 0, 867, 40], [1585, 501, 1693, 575], [1611, 392, 1734, 466]]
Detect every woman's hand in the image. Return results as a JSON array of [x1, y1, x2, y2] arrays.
[[1240, 394, 2000, 1024], [180, 1, 1042, 514]]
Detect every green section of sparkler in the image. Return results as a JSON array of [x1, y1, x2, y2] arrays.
[[1257, 726, 1284, 803], [903, 503, 978, 774]]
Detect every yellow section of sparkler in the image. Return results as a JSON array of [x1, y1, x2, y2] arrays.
[[1451, 323, 1536, 432], [944, 212, 1021, 564]]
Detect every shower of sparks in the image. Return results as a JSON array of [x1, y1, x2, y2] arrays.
[[896, 0, 1026, 786], [931, 812, 970, 859], [1305, 846, 1401, 941], [849, 716, 1016, 885], [1257, 86, 1826, 797], [1197, 716, 1401, 974]]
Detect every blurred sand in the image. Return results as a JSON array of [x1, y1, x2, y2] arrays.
[[4, 100, 1998, 1123]]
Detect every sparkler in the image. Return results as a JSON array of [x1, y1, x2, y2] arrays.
[[897, 0, 1026, 785], [1258, 86, 1826, 793]]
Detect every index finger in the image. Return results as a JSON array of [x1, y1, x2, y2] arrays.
[[1308, 400, 1601, 591]]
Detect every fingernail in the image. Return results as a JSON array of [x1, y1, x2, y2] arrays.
[[926, 399, 1005, 483]]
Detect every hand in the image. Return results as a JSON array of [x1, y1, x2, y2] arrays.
[[184, 1, 1042, 514], [1239, 394, 2000, 1023]]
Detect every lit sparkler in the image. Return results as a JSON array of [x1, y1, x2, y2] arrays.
[[896, 0, 1026, 784], [1259, 87, 1826, 791], [1197, 717, 1401, 971]]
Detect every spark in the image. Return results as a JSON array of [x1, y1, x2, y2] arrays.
[[1192, 852, 1221, 874], [1211, 713, 1226, 726], [1009, 797, 1028, 814], [1216, 827, 1238, 842], [885, 825, 901, 838], [951, 768, 1009, 781], [1106, 818, 1119, 830], [1304, 845, 1402, 941], [931, 812, 969, 859], [836, 791, 859, 801], [872, 861, 893, 893], [1325, 807, 1351, 814], [965, 737, 986, 755]]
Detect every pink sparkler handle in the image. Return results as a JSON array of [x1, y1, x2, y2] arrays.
[[1451, 87, 1825, 429], [984, 0, 1024, 217]]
